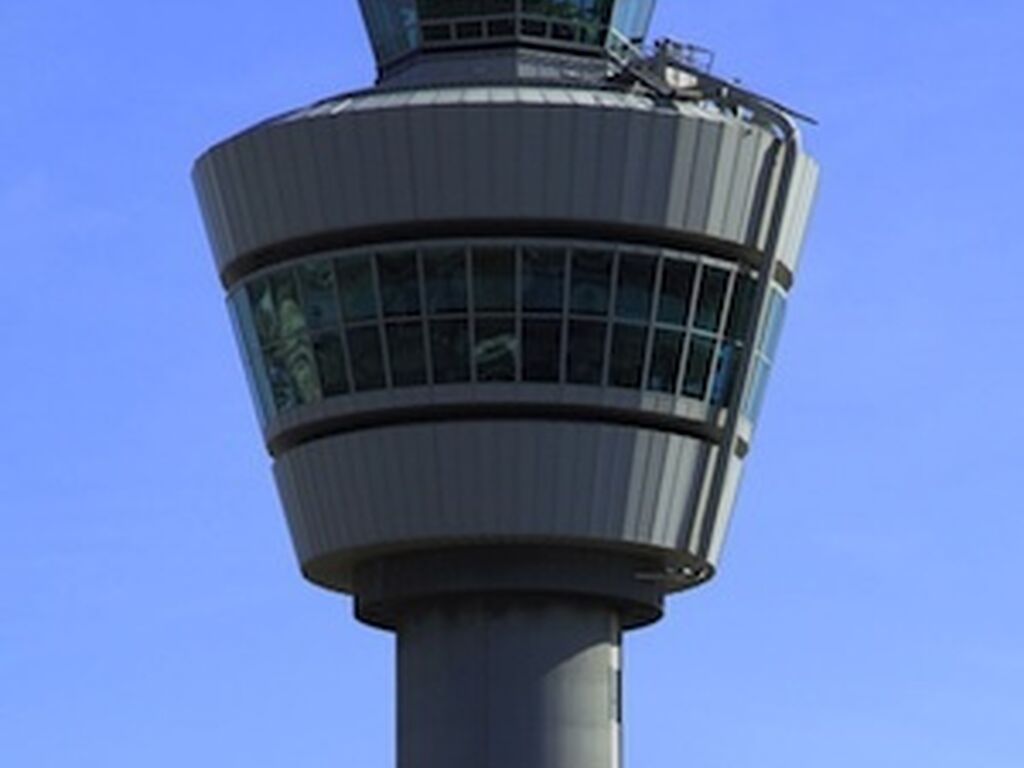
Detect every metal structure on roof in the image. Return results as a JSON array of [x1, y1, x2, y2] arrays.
[[193, 2, 819, 766]]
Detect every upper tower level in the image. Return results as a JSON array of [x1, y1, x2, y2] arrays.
[[360, 0, 655, 82]]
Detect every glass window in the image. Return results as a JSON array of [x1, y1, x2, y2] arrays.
[[657, 259, 695, 326], [377, 251, 421, 317], [347, 326, 386, 390], [229, 292, 274, 425], [615, 253, 656, 321], [761, 290, 787, 361], [267, 336, 321, 407], [387, 322, 427, 387], [694, 266, 729, 332], [247, 278, 280, 347], [522, 319, 562, 382], [313, 331, 349, 396], [611, 0, 655, 42], [298, 262, 340, 331], [648, 330, 684, 394], [725, 274, 756, 340], [336, 255, 378, 322], [472, 247, 515, 312], [567, 320, 606, 385], [423, 247, 467, 314], [430, 319, 471, 384], [475, 318, 517, 381], [682, 336, 715, 399], [522, 247, 565, 312], [745, 358, 772, 421], [710, 341, 737, 406], [609, 324, 647, 388], [570, 250, 612, 316], [358, 0, 419, 62]]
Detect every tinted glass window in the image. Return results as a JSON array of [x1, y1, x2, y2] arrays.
[[615, 253, 656, 320], [378, 251, 421, 317], [648, 330, 684, 394], [430, 319, 471, 384], [710, 341, 737, 406], [682, 336, 715, 398], [571, 250, 612, 315], [473, 247, 515, 311], [475, 318, 517, 381], [298, 262, 340, 331], [725, 274, 756, 340], [657, 259, 695, 326], [313, 331, 349, 396], [567, 320, 606, 384], [522, 247, 565, 312], [347, 326, 386, 390], [267, 336, 321, 407], [336, 256, 378, 322], [522, 319, 562, 382], [761, 290, 787, 360], [423, 247, 467, 313], [387, 322, 427, 387], [694, 266, 729, 332], [609, 324, 647, 388]]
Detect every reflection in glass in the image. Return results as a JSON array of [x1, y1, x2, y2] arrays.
[[313, 331, 349, 396], [648, 330, 684, 393], [694, 266, 728, 332], [378, 251, 421, 317], [522, 319, 561, 382], [387, 322, 427, 387], [571, 250, 612, 315], [609, 324, 647, 388], [336, 256, 378, 322], [423, 247, 467, 313], [725, 274, 755, 340], [473, 247, 515, 311], [267, 335, 321, 408], [745, 358, 772, 421], [682, 335, 715, 398], [615, 253, 656, 320], [247, 278, 278, 347], [430, 319, 470, 384], [522, 247, 565, 311], [475, 318, 517, 381], [347, 326, 386, 390], [711, 341, 737, 406], [298, 262, 340, 331], [762, 290, 787, 361], [567, 320, 606, 384], [657, 259, 695, 326]]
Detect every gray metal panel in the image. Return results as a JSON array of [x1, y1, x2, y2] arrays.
[[705, 121, 743, 238], [594, 108, 628, 221], [682, 119, 723, 232], [196, 88, 804, 281], [274, 421, 713, 589], [664, 115, 700, 231], [619, 108, 651, 224]]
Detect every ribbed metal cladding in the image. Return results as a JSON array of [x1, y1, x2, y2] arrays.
[[193, 87, 791, 285], [275, 420, 714, 592], [195, 82, 818, 595]]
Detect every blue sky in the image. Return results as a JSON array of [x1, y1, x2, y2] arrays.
[[2, 1, 1022, 765]]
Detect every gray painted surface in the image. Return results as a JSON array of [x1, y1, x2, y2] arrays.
[[193, 86, 808, 282], [398, 597, 620, 768], [274, 420, 713, 591]]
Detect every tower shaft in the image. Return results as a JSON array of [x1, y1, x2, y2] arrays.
[[398, 596, 620, 768]]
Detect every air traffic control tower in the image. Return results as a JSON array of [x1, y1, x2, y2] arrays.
[[194, 3, 818, 766]]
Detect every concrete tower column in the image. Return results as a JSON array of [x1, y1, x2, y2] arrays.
[[397, 597, 621, 768]]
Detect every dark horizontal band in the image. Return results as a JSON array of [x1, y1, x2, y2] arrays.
[[220, 218, 763, 289], [268, 401, 724, 457]]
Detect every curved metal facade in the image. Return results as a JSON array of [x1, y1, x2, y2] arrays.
[[195, 82, 817, 591]]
